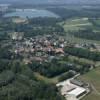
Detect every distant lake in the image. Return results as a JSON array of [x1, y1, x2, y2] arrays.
[[4, 9, 59, 18]]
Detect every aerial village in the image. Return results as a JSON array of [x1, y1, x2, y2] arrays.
[[6, 32, 100, 100], [0, 3, 100, 100], [8, 32, 100, 64]]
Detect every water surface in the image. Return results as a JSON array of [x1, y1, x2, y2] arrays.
[[4, 9, 59, 18]]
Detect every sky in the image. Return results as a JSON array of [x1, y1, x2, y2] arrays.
[[0, 0, 100, 4]]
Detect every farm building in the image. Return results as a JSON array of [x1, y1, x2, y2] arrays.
[[56, 78, 89, 100]]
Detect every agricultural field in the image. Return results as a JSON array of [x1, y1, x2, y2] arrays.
[[61, 17, 100, 33], [34, 71, 70, 84], [34, 72, 59, 84], [68, 55, 95, 65], [59, 17, 100, 43], [93, 18, 100, 26], [12, 18, 27, 24], [91, 18, 100, 32], [78, 67, 100, 100], [61, 17, 92, 32]]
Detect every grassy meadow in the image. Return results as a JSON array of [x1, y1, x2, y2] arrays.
[[78, 67, 100, 100]]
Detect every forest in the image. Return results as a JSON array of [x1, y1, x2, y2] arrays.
[[64, 46, 100, 61]]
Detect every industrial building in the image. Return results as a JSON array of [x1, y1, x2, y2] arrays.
[[56, 78, 89, 100]]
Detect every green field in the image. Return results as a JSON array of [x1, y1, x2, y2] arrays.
[[92, 18, 100, 32], [93, 18, 100, 25], [68, 55, 95, 65], [63, 32, 100, 44], [61, 17, 92, 32], [34, 72, 59, 84], [59, 17, 100, 43], [34, 71, 71, 84], [78, 67, 100, 100]]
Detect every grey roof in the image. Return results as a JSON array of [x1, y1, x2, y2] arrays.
[[70, 79, 84, 86]]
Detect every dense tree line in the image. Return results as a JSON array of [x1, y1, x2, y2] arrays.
[[59, 71, 75, 81], [0, 43, 64, 100], [29, 17, 62, 26], [0, 60, 11, 72], [64, 47, 100, 61], [29, 57, 92, 80], [0, 61, 64, 100], [0, 17, 64, 38], [23, 25, 64, 37], [89, 18, 100, 26], [47, 7, 100, 19], [0, 46, 64, 100], [29, 59, 81, 77], [0, 70, 15, 87], [0, 32, 9, 40], [69, 29, 100, 41], [0, 48, 12, 59]]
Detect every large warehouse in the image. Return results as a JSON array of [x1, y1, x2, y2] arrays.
[[67, 87, 86, 98], [56, 79, 89, 100]]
